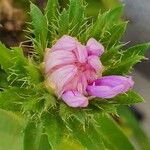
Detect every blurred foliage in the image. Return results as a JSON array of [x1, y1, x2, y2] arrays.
[[86, 0, 120, 18], [118, 106, 150, 150], [0, 109, 26, 150]]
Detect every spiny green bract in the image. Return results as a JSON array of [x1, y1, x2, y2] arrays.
[[0, 0, 149, 149]]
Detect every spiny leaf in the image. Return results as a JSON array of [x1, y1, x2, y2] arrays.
[[0, 88, 26, 111], [22, 97, 41, 113], [0, 42, 13, 73], [11, 47, 28, 75], [104, 5, 124, 22], [45, 0, 59, 46], [110, 90, 144, 105], [68, 0, 86, 36], [83, 5, 124, 42], [95, 114, 135, 150], [42, 114, 64, 150], [44, 94, 57, 110], [68, 118, 101, 150], [59, 102, 94, 125], [0, 46, 43, 86], [0, 87, 42, 113], [121, 43, 150, 58], [103, 55, 144, 75], [101, 45, 121, 66], [45, 0, 58, 25], [7, 47, 29, 86], [30, 2, 48, 60], [23, 121, 51, 150], [103, 43, 150, 75], [58, 9, 69, 37], [91, 100, 117, 115], [101, 22, 127, 48], [0, 44, 30, 86], [87, 123, 107, 150], [25, 61, 43, 84]]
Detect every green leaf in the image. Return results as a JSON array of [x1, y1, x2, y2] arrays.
[[0, 69, 8, 88], [68, 118, 102, 150], [42, 114, 64, 150], [9, 47, 42, 85], [101, 22, 127, 48], [103, 43, 150, 75], [0, 88, 25, 111], [99, 135, 117, 150], [68, 0, 85, 36], [44, 94, 57, 110], [58, 9, 69, 37], [0, 45, 30, 86], [105, 5, 123, 22], [87, 123, 107, 150], [23, 121, 51, 150], [101, 45, 121, 66], [0, 42, 13, 73], [0, 87, 39, 112], [84, 5, 123, 41], [30, 2, 48, 60], [57, 138, 84, 150], [95, 114, 135, 150], [0, 109, 25, 150], [11, 47, 28, 74], [45, 0, 59, 46], [110, 90, 144, 105], [45, 0, 58, 25], [25, 61, 43, 84], [118, 106, 150, 150], [121, 43, 150, 58]]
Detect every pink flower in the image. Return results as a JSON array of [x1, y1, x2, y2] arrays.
[[44, 35, 134, 107]]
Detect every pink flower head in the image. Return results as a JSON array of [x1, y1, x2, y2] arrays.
[[44, 35, 134, 107]]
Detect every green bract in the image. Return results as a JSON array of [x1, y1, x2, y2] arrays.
[[0, 0, 150, 149]]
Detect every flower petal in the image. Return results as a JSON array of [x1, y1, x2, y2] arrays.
[[87, 76, 134, 98], [94, 76, 134, 90], [62, 90, 88, 107], [84, 69, 97, 84], [52, 35, 76, 51], [45, 50, 76, 73], [86, 38, 104, 56], [48, 65, 77, 93], [62, 73, 88, 94], [87, 55, 103, 71], [76, 74, 88, 93], [74, 43, 88, 63]]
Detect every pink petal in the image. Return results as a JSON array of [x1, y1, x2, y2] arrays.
[[86, 38, 104, 56], [45, 50, 76, 73], [94, 76, 134, 90], [62, 90, 88, 107], [76, 74, 88, 93], [87, 76, 134, 98], [84, 69, 97, 84], [74, 43, 88, 63], [51, 35, 76, 51], [48, 65, 77, 93], [62, 74, 88, 94], [87, 55, 103, 71]]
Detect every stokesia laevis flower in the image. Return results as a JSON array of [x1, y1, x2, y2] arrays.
[[44, 35, 134, 107]]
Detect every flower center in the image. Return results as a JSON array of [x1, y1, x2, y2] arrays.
[[75, 62, 90, 72]]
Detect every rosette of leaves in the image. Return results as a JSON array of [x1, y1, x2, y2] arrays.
[[0, 0, 150, 149]]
